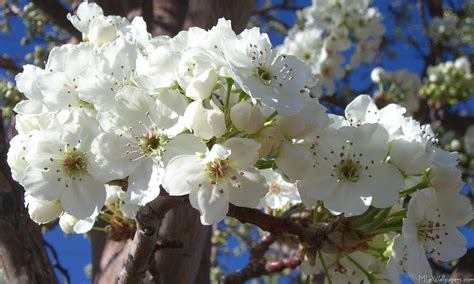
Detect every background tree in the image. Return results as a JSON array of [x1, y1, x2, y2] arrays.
[[0, 0, 473, 283]]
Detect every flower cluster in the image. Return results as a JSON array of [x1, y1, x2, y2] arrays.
[[420, 57, 473, 108], [279, 0, 385, 95], [371, 67, 422, 113], [6, 2, 472, 283]]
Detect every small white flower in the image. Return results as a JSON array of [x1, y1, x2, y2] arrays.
[[403, 188, 470, 263], [222, 27, 311, 115], [59, 212, 97, 234], [163, 138, 266, 225], [259, 169, 300, 209]]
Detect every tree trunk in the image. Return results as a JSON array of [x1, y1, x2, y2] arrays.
[[0, 115, 57, 284]]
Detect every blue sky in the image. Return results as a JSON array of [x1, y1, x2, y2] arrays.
[[0, 1, 472, 283]]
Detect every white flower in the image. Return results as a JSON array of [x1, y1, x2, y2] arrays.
[[89, 86, 194, 206], [222, 27, 311, 115], [229, 101, 265, 134], [67, 2, 104, 35], [183, 100, 226, 140], [59, 212, 96, 234], [24, 194, 63, 224], [370, 67, 385, 83], [163, 138, 267, 225], [403, 188, 470, 263], [88, 17, 118, 46], [20, 109, 106, 219], [259, 169, 300, 209], [299, 124, 404, 216], [387, 234, 432, 284]]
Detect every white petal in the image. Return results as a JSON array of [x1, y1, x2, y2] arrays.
[[163, 155, 206, 196], [22, 166, 65, 201], [162, 134, 207, 165], [228, 169, 267, 208], [224, 138, 260, 169], [60, 176, 106, 219], [276, 142, 312, 180], [89, 133, 140, 182], [185, 68, 217, 100], [190, 181, 229, 225], [25, 194, 63, 224], [126, 159, 163, 206]]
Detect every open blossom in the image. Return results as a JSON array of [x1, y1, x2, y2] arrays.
[[20, 109, 105, 219], [163, 138, 267, 225], [402, 188, 471, 272], [299, 123, 404, 216], [259, 169, 301, 209], [222, 27, 312, 115]]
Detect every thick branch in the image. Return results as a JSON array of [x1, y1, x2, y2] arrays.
[[30, 0, 81, 39], [117, 192, 188, 284]]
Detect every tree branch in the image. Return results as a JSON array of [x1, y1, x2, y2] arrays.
[[117, 191, 188, 284], [30, 0, 81, 39], [0, 56, 22, 74]]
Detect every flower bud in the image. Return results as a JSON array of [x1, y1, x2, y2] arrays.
[[230, 101, 265, 134], [88, 18, 117, 46]]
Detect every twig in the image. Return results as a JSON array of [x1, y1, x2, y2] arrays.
[[258, 13, 291, 30], [43, 240, 70, 284], [254, 0, 303, 15]]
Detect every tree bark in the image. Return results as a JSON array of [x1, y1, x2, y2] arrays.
[[0, 114, 57, 284]]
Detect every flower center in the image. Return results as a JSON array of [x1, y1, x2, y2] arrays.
[[63, 151, 87, 178], [256, 67, 272, 85], [206, 159, 229, 181], [138, 130, 163, 156], [270, 182, 280, 193], [416, 219, 445, 242], [337, 158, 361, 182]]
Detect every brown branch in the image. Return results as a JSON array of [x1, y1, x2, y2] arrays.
[[227, 204, 329, 246], [30, 0, 82, 39], [0, 56, 22, 74], [117, 191, 188, 284]]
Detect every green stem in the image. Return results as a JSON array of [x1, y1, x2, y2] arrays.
[[224, 78, 233, 127], [318, 251, 333, 284], [92, 226, 107, 232], [264, 110, 278, 123]]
